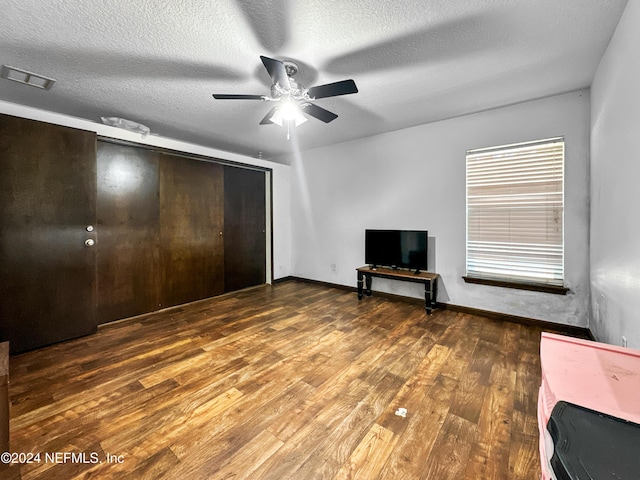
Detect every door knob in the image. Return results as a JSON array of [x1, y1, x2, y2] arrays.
[[84, 239, 95, 247]]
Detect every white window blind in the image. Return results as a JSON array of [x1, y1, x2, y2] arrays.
[[466, 137, 564, 286]]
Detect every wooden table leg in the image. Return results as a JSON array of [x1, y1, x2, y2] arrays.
[[424, 280, 434, 314], [365, 274, 372, 296]]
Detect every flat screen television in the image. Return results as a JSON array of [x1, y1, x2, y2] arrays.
[[365, 229, 428, 272]]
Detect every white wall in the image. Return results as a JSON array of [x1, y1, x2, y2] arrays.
[[288, 90, 591, 326], [0, 100, 292, 281], [590, 1, 640, 348]]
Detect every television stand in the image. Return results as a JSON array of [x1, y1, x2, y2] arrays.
[[356, 266, 439, 314]]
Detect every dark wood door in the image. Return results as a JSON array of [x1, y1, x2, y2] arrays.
[[0, 115, 97, 354], [224, 166, 266, 292], [160, 156, 224, 308], [96, 142, 161, 324]]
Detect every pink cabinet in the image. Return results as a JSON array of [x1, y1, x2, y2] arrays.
[[538, 332, 640, 479]]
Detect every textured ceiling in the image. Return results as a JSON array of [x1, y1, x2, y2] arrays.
[[0, 0, 628, 160]]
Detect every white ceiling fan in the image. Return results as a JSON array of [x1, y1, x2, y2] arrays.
[[213, 56, 358, 137]]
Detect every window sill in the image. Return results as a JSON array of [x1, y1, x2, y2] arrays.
[[462, 276, 569, 295]]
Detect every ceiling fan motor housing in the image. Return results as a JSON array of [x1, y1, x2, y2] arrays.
[[283, 61, 299, 77]]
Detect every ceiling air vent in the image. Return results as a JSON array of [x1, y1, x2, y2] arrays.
[[1, 65, 56, 90]]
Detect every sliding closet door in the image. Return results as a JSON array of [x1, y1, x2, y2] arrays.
[[96, 142, 160, 324], [224, 166, 266, 292], [0, 115, 97, 353], [160, 156, 225, 307]]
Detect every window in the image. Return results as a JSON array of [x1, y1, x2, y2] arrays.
[[465, 137, 565, 291]]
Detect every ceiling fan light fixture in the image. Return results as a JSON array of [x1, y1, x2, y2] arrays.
[[270, 101, 307, 127]]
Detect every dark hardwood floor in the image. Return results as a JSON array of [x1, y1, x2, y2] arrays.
[[6, 280, 547, 479]]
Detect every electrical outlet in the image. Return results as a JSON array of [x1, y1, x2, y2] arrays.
[[622, 336, 628, 348], [331, 263, 337, 272]]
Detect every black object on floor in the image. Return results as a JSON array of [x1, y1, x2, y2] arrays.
[[547, 400, 640, 480]]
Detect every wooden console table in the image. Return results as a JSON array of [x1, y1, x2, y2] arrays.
[[356, 266, 439, 314]]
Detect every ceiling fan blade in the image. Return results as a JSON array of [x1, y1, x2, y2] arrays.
[[259, 107, 277, 125], [260, 56, 291, 90], [308, 79, 358, 99], [301, 103, 338, 123], [212, 94, 265, 100]]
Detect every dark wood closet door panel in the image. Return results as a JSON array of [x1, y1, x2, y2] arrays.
[[96, 142, 160, 324], [160, 156, 224, 308], [224, 166, 266, 292], [0, 115, 97, 354]]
